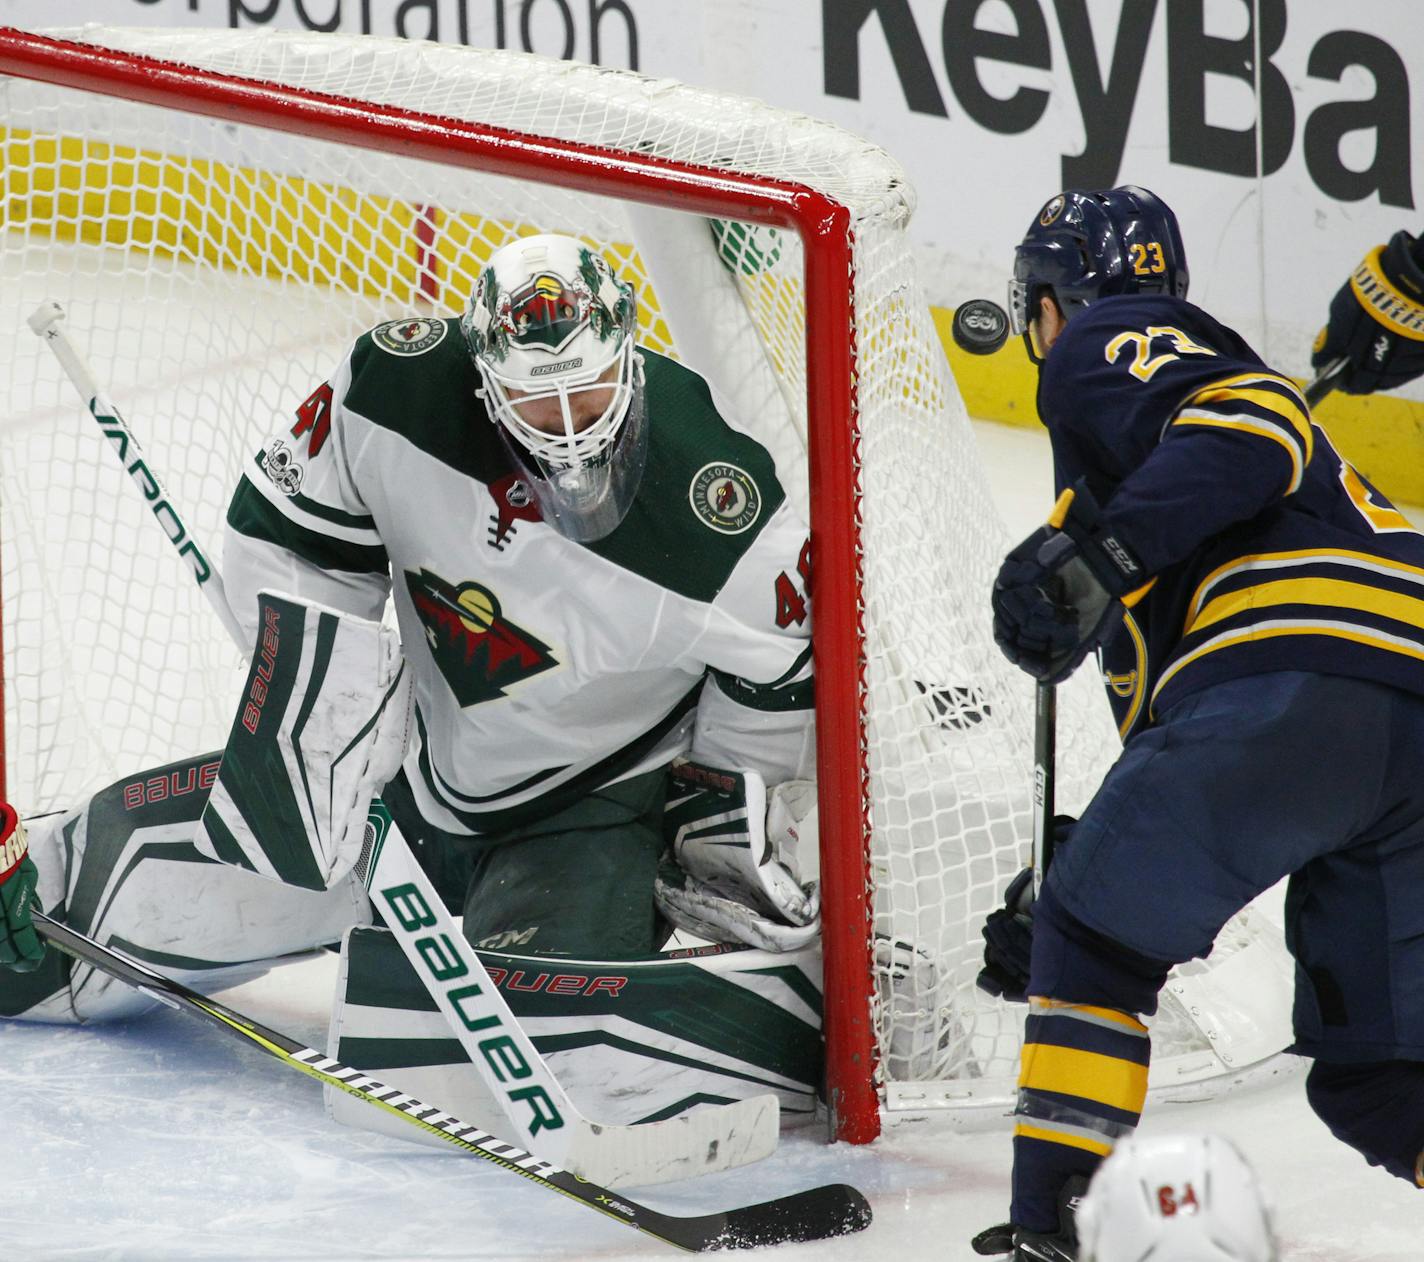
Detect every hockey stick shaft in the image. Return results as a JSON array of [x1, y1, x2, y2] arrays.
[[1305, 356, 1347, 407], [26, 302, 246, 649], [1030, 681, 1055, 897], [30, 909, 868, 1252], [29, 300, 778, 1188]]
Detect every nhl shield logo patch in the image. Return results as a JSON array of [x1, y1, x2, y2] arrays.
[[690, 462, 762, 535], [373, 317, 449, 356]]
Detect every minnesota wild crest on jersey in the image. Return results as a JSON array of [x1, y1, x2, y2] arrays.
[[224, 318, 812, 835], [1038, 294, 1424, 741]]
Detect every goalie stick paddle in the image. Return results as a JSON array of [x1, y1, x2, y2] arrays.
[[29, 299, 782, 1189], [30, 911, 871, 1252]]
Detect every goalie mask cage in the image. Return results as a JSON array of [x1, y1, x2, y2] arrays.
[[0, 26, 1294, 1144]]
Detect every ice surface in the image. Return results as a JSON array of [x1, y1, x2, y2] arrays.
[[7, 420, 1421, 1261]]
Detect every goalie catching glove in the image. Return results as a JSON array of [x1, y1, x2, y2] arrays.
[[194, 591, 411, 890], [655, 761, 820, 953], [1312, 229, 1424, 395]]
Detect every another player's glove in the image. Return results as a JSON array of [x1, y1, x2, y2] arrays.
[[992, 483, 1146, 685], [655, 761, 820, 953], [1312, 229, 1424, 394], [976, 816, 1074, 1004], [0, 804, 45, 972]]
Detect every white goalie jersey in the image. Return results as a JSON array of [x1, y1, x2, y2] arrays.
[[223, 319, 814, 836]]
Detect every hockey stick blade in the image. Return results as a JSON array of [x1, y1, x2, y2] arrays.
[[31, 911, 871, 1252]]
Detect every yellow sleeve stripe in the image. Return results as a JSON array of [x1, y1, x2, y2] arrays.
[[1185, 371, 1309, 414], [1030, 997, 1150, 1035], [1185, 548, 1424, 627], [1171, 412, 1304, 494], [1018, 1043, 1150, 1113], [1352, 246, 1424, 341], [1013, 1122, 1115, 1158], [1183, 376, 1312, 459], [1189, 576, 1424, 638]]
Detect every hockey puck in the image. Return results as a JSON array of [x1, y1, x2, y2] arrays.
[[950, 298, 1010, 355]]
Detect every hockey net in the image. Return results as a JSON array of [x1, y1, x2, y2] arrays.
[[0, 26, 1293, 1141]]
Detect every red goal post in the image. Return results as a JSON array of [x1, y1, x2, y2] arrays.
[[0, 25, 1297, 1148]]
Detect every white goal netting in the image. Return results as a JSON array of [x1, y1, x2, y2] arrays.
[[0, 26, 1293, 1135]]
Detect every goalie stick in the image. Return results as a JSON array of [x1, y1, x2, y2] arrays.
[[30, 909, 870, 1252], [28, 300, 782, 1189]]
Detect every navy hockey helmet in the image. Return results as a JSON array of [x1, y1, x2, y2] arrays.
[[1009, 186, 1189, 359]]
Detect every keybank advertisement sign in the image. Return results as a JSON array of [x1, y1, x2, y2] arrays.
[[4, 0, 1418, 373]]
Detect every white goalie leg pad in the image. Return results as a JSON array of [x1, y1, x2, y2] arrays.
[[325, 926, 821, 1158], [194, 590, 411, 891], [6, 755, 369, 1024]]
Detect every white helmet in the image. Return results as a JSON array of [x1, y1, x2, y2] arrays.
[[462, 233, 645, 541], [1078, 1134, 1278, 1262]]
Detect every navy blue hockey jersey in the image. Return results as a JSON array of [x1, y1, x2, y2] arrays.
[[1037, 294, 1424, 740]]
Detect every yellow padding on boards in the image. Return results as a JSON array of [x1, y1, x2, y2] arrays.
[[1018, 1042, 1148, 1115], [935, 306, 1424, 511], [1, 129, 676, 352]]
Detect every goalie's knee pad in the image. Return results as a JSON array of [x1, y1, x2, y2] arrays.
[[1305, 1059, 1424, 1186], [3, 754, 370, 1024], [1029, 878, 1174, 1015]]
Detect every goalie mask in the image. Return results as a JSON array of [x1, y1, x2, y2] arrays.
[[462, 233, 645, 542]]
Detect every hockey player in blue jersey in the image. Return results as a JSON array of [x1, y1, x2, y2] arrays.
[[972, 186, 1424, 1261]]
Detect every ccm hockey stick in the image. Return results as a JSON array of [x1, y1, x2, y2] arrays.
[[31, 910, 870, 1251], [28, 301, 782, 1188]]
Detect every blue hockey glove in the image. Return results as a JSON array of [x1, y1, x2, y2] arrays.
[[992, 483, 1146, 684], [1312, 230, 1424, 395], [976, 816, 1075, 1004], [0, 805, 44, 972]]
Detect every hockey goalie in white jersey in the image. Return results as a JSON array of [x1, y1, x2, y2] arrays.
[[0, 233, 824, 1144]]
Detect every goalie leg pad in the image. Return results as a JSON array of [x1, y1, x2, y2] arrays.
[[194, 590, 411, 891], [325, 923, 822, 1148], [2, 752, 370, 1023]]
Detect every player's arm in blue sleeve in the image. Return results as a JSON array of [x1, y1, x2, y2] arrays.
[[1042, 308, 1312, 575], [1098, 371, 1312, 573]]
